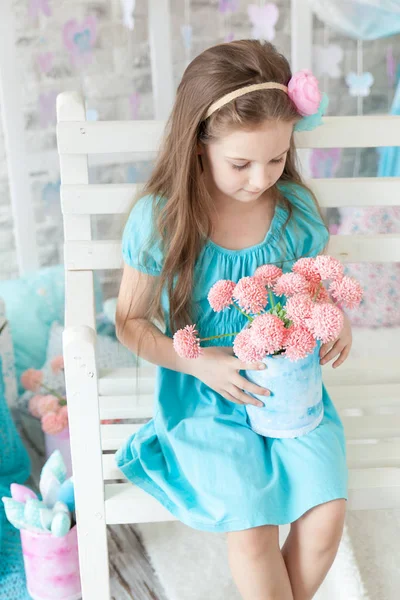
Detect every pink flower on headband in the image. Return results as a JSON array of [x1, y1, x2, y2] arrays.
[[288, 70, 321, 116]]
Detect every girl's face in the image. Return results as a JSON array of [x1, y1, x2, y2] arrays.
[[199, 119, 294, 205]]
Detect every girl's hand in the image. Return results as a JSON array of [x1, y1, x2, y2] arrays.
[[319, 313, 352, 368], [187, 346, 270, 407]]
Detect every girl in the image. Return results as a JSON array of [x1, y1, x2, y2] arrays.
[[115, 40, 351, 600]]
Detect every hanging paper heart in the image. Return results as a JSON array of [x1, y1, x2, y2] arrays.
[[129, 92, 141, 119], [224, 33, 235, 42], [218, 0, 239, 13], [38, 91, 58, 127], [121, 0, 136, 30], [248, 3, 279, 42], [180, 24, 193, 52], [37, 52, 53, 74], [345, 71, 374, 97], [310, 148, 342, 179], [29, 0, 51, 20], [63, 17, 97, 66], [313, 44, 343, 79]]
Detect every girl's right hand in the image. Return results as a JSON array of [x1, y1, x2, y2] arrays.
[[187, 346, 270, 407]]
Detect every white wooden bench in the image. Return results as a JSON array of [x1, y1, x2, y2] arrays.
[[57, 91, 400, 599]]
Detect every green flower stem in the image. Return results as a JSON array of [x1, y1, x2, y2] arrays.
[[233, 303, 253, 322], [39, 382, 67, 405], [312, 282, 323, 302], [268, 290, 275, 309], [200, 332, 242, 342]]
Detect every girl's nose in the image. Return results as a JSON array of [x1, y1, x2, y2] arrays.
[[248, 168, 269, 192]]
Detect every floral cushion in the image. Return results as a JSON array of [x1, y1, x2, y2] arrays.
[[336, 207, 400, 327]]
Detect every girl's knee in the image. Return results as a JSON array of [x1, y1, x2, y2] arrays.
[[226, 524, 280, 559], [290, 498, 346, 555]]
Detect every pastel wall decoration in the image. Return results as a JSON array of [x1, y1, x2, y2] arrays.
[[38, 91, 58, 128], [248, 3, 279, 42], [129, 92, 141, 119], [29, 0, 52, 20], [62, 17, 97, 67], [37, 52, 54, 75], [121, 0, 136, 30], [313, 44, 343, 78], [224, 33, 235, 42], [219, 0, 239, 13], [310, 148, 342, 178], [345, 71, 374, 97]]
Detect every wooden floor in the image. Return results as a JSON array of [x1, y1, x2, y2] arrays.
[[20, 418, 169, 600]]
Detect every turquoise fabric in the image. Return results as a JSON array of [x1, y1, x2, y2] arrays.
[[0, 356, 31, 599], [311, 0, 400, 40], [116, 182, 348, 532]]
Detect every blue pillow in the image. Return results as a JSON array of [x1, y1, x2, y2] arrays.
[[0, 265, 103, 393]]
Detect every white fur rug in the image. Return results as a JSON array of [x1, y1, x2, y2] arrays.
[[136, 520, 369, 600]]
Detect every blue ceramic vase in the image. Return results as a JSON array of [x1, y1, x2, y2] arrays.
[[244, 342, 324, 438]]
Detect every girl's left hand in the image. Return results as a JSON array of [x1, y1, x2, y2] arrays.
[[319, 313, 352, 368]]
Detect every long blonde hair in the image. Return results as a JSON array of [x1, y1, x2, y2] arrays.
[[124, 39, 327, 345]]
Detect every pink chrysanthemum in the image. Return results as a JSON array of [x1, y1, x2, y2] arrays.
[[173, 324, 202, 359], [207, 279, 236, 312], [292, 257, 321, 284], [20, 368, 43, 392], [41, 411, 66, 435], [51, 355, 64, 373], [314, 255, 344, 281], [285, 294, 314, 326], [329, 276, 363, 309], [250, 314, 286, 354], [58, 405, 69, 429], [309, 282, 331, 303], [233, 277, 268, 314], [37, 395, 60, 417], [308, 303, 344, 343], [273, 273, 311, 297], [233, 329, 266, 362], [253, 264, 283, 287], [283, 326, 317, 361], [28, 395, 45, 418]]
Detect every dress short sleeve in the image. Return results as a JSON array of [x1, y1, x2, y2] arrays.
[[122, 195, 163, 275], [278, 181, 329, 259]]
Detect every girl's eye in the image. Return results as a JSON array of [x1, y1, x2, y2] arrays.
[[232, 156, 285, 170]]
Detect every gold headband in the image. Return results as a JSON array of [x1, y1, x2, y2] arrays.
[[205, 82, 289, 119]]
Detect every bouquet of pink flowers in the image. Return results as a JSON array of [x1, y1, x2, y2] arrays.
[[21, 357, 69, 435], [21, 355, 121, 435], [173, 255, 363, 363]]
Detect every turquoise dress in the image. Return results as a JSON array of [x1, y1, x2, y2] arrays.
[[115, 181, 348, 532]]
